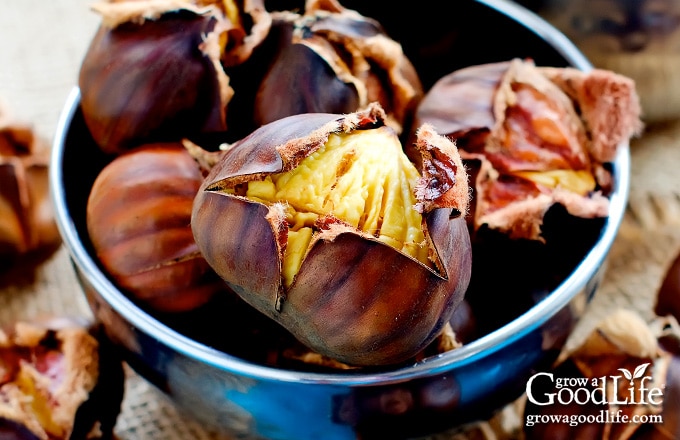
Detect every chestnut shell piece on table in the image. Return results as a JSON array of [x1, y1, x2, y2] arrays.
[[50, 0, 629, 439], [0, 113, 61, 267], [0, 317, 124, 440], [655, 249, 680, 323]]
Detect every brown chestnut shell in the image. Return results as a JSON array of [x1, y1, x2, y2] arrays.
[[654, 249, 680, 323], [78, 6, 232, 154], [413, 58, 642, 242], [191, 104, 471, 366], [252, 0, 423, 136], [0, 316, 124, 440], [87, 142, 225, 313], [0, 112, 60, 265]]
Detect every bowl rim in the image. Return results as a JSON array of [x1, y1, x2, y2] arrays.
[[50, 0, 629, 386]]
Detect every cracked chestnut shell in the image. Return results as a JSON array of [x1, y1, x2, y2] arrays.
[[221, 0, 423, 142], [0, 316, 124, 440], [413, 58, 642, 242], [654, 248, 680, 323], [253, 0, 422, 135], [191, 103, 471, 366], [0, 112, 60, 265]]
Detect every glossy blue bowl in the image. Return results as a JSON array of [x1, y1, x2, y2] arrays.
[[50, 1, 629, 438]]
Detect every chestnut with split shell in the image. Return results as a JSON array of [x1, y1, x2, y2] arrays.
[[253, 0, 423, 135], [191, 103, 472, 366], [413, 58, 642, 242]]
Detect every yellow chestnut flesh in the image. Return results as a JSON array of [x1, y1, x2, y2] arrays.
[[245, 128, 430, 287], [191, 104, 472, 366], [512, 169, 596, 195]]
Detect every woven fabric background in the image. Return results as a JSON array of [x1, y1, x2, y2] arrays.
[[0, 1, 679, 439]]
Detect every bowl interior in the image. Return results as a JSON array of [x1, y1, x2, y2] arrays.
[[51, 0, 628, 384]]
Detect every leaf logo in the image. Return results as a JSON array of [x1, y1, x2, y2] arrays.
[[618, 363, 650, 386]]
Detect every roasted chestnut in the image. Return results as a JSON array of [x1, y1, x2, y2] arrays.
[[252, 0, 422, 135], [0, 316, 124, 440], [413, 58, 643, 242], [0, 109, 60, 265], [78, 1, 236, 154], [191, 103, 471, 366], [86, 142, 226, 313]]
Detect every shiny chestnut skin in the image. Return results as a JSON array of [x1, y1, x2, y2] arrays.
[[87, 142, 225, 313], [253, 1, 423, 134], [448, 299, 478, 345], [191, 104, 472, 366], [78, 7, 231, 154]]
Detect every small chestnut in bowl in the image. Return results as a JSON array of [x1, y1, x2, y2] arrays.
[[86, 142, 227, 313], [190, 103, 471, 366]]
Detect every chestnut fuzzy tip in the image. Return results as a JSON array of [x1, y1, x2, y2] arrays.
[[412, 123, 469, 216]]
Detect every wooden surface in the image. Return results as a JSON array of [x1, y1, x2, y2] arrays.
[[1, 1, 679, 439]]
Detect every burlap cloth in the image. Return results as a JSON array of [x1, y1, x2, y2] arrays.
[[1, 1, 679, 439]]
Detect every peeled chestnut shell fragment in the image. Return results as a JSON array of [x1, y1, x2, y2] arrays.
[[87, 142, 225, 313], [654, 249, 680, 323], [191, 103, 471, 366], [0, 316, 124, 440], [0, 110, 60, 264]]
